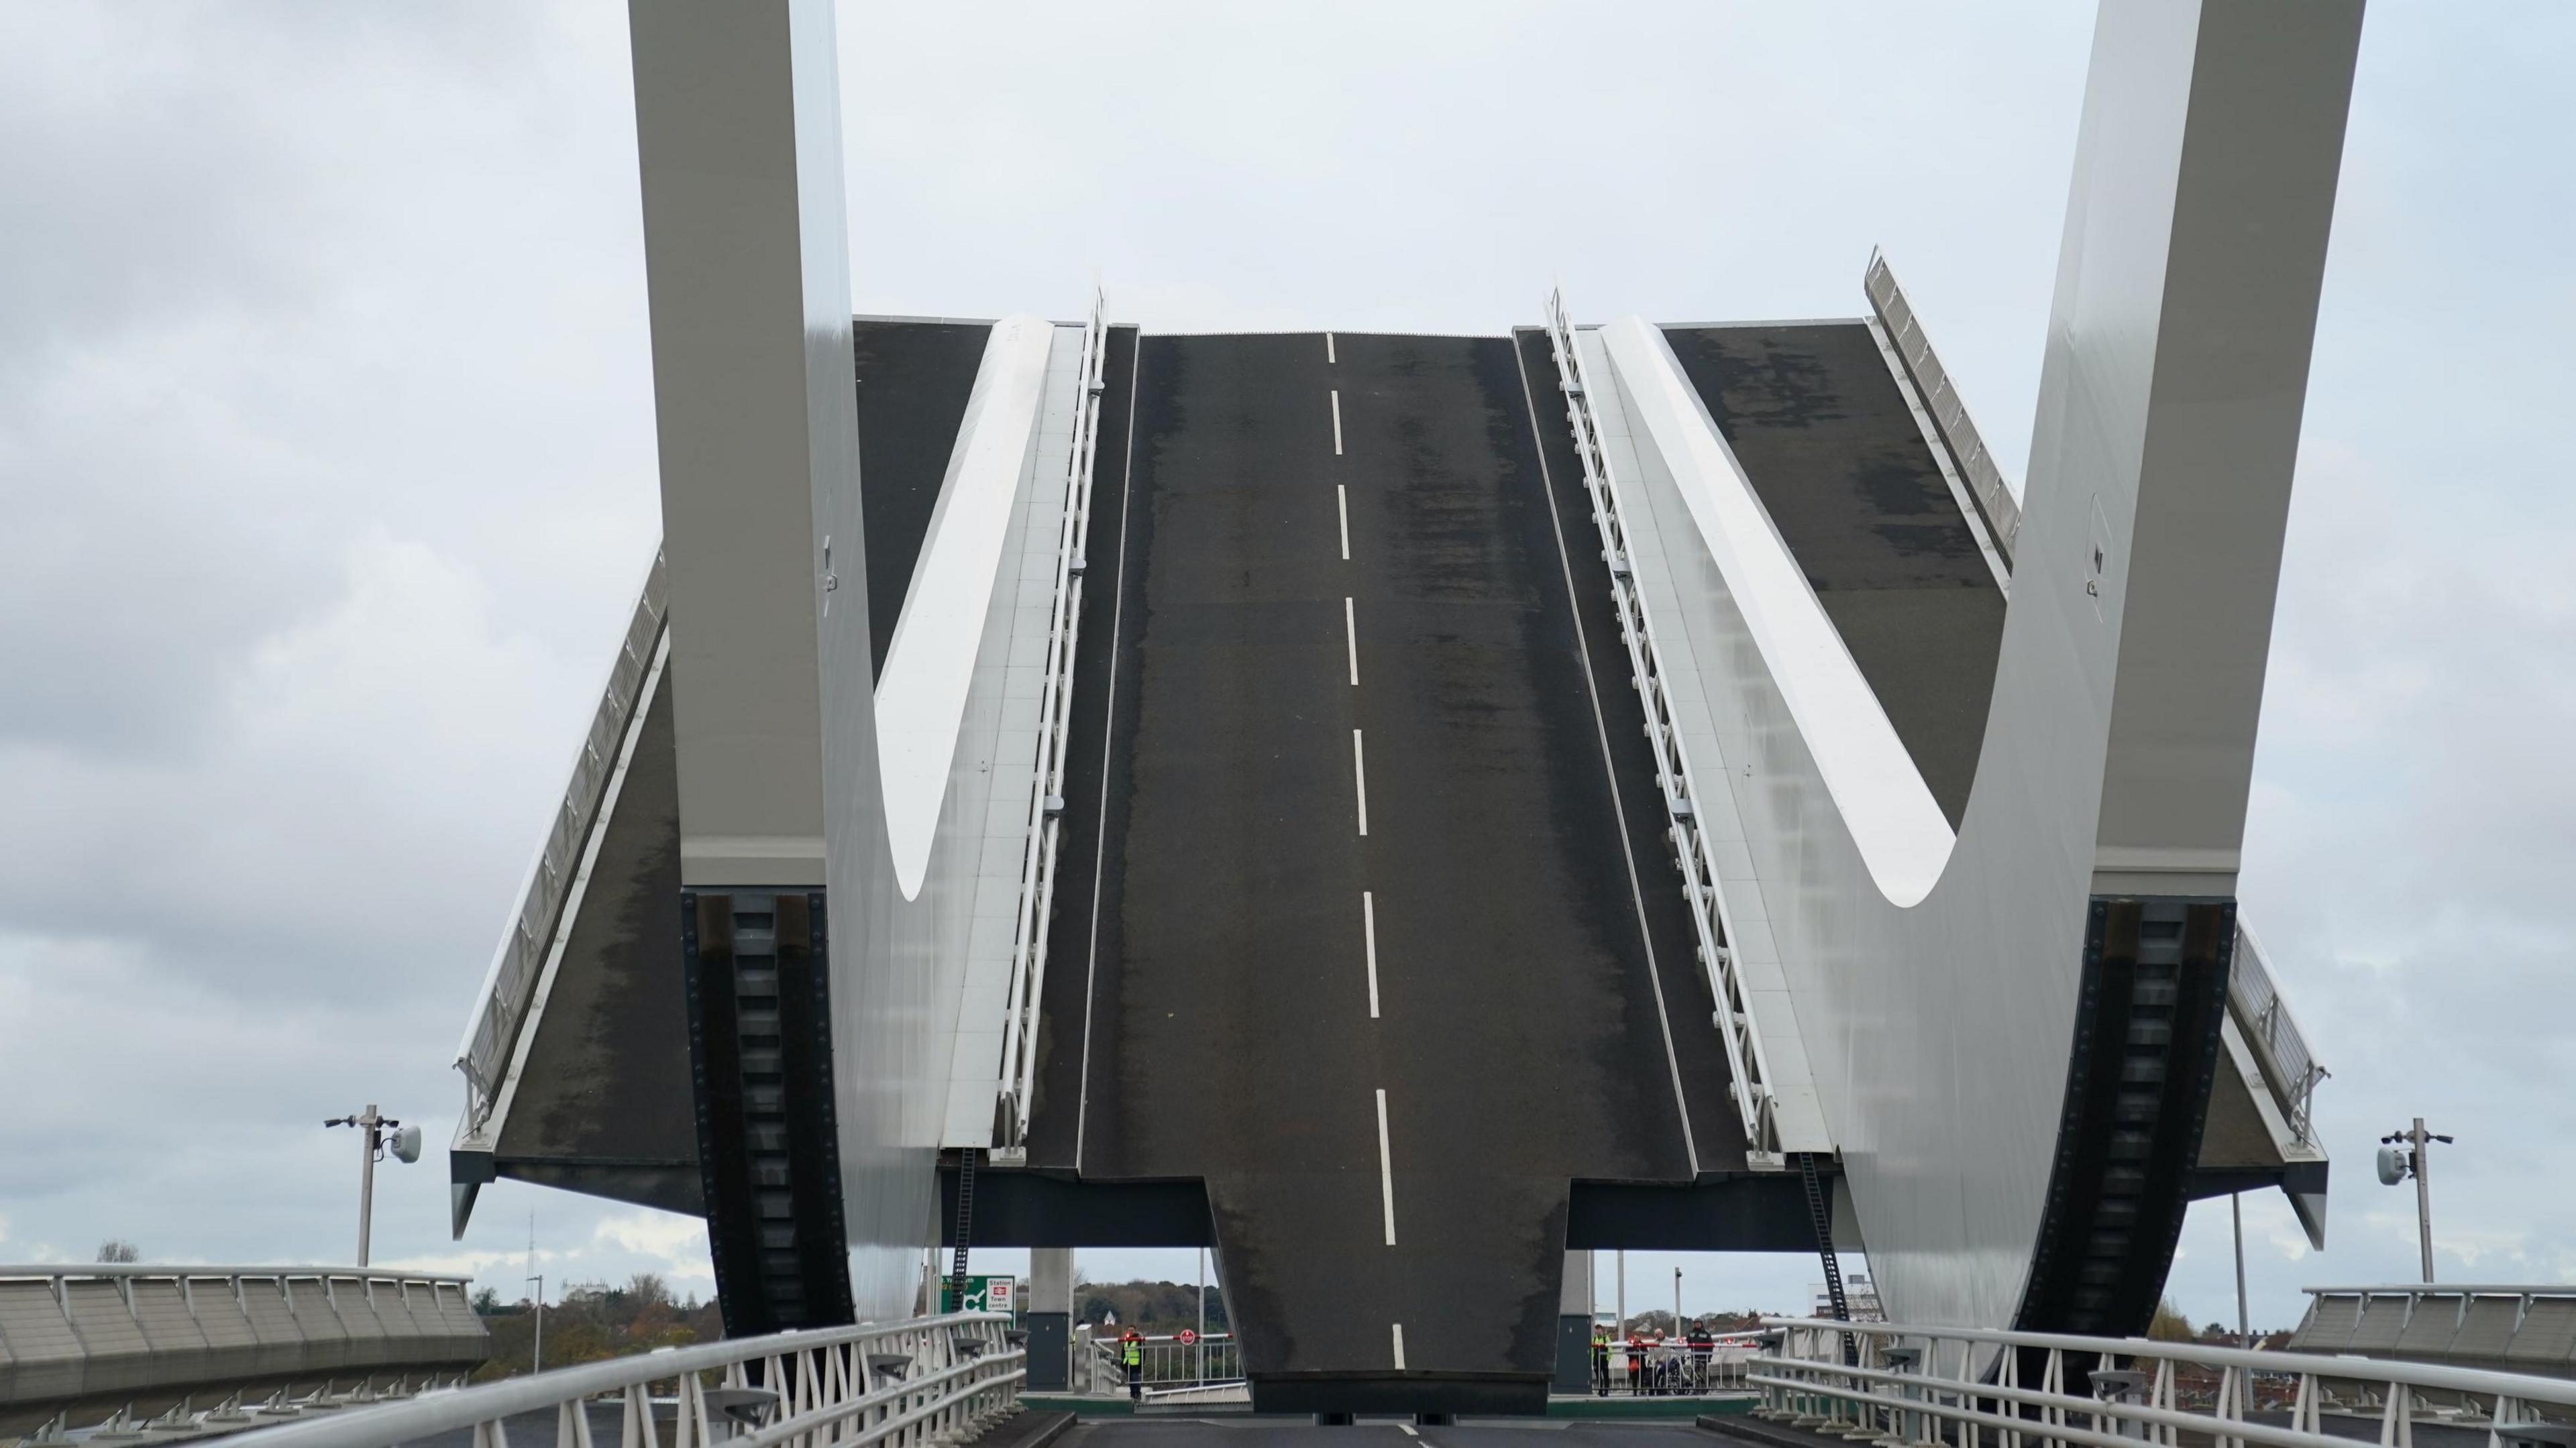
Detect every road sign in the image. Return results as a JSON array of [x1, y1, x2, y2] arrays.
[[941, 1274, 1017, 1316], [1178, 1329, 1197, 1345]]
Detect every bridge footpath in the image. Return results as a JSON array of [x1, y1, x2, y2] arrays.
[[1037, 331, 1749, 1412]]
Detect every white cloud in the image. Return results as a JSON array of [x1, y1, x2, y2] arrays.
[[591, 1211, 717, 1288]]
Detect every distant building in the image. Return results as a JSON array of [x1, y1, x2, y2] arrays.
[[1811, 1274, 1886, 1323]]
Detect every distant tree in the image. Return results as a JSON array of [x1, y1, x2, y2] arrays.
[[2147, 1299, 2194, 1342], [1077, 1280, 1229, 1333], [468, 1275, 718, 1384], [472, 1287, 502, 1315], [96, 1240, 140, 1264]]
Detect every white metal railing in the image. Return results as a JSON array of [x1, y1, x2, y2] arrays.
[[454, 549, 671, 1129], [218, 1313, 1022, 1448], [1863, 251, 2023, 565], [1545, 289, 1785, 1166], [2230, 924, 2328, 1147], [1594, 1345, 1759, 1397], [1068, 1329, 1242, 1397], [993, 292, 1111, 1156], [1754, 1317, 2576, 1448]]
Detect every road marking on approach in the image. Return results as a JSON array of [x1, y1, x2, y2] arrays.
[[1376, 1087, 1397, 1245], [1391, 1321, 1407, 1370], [1362, 891, 1381, 1018], [1398, 1422, 1417, 1437], [1327, 332, 1336, 365], [1352, 729, 1369, 835], [1344, 597, 1360, 685], [1337, 485, 1351, 560], [1331, 389, 1344, 455]]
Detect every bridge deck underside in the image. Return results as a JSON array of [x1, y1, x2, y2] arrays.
[[1660, 323, 2005, 826], [1032, 331, 1746, 1411]]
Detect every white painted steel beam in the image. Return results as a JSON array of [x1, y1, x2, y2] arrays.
[[1590, 0, 2360, 1330], [631, 0, 855, 891], [616, 0, 1106, 1313]]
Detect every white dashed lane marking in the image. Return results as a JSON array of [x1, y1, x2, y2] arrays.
[[1352, 729, 1368, 836], [1376, 1089, 1397, 1245], [1362, 892, 1381, 1019]]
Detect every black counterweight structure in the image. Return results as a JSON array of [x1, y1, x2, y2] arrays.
[[683, 891, 853, 1336], [2017, 897, 2233, 1337]]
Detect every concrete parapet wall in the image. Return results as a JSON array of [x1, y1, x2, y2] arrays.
[[0, 1267, 485, 1433], [2292, 1286, 2576, 1381]]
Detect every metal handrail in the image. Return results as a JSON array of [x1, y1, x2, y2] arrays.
[[453, 549, 671, 1129], [1863, 251, 2022, 564], [0, 1264, 470, 1283], [1754, 1316, 2576, 1448], [1545, 290, 1784, 1166], [2304, 1284, 2576, 1298], [1071, 1329, 1242, 1392], [994, 291, 1110, 1153], [2229, 922, 2329, 1146], [220, 1311, 1021, 1448]]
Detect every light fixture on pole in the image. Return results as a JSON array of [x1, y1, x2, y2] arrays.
[[2377, 1117, 2454, 1284], [323, 1105, 421, 1267]]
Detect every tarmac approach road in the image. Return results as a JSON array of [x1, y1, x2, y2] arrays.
[[1060, 331, 1741, 1414]]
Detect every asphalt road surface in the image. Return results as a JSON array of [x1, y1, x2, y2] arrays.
[[1063, 331, 1733, 1412], [1659, 323, 2005, 827]]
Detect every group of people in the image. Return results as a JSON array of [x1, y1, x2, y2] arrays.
[[1589, 1326, 1725, 1396]]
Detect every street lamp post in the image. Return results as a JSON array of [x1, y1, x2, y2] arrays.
[[2232, 1192, 2249, 1347], [1615, 1250, 1626, 1344], [2377, 1118, 2455, 1283], [324, 1104, 421, 1267]]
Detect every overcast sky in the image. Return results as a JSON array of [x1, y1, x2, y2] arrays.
[[2, 1, 2568, 1333]]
